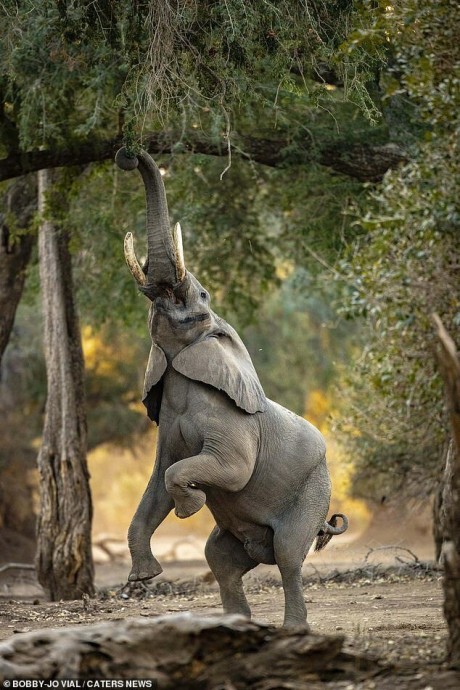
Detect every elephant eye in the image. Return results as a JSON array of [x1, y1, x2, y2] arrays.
[[200, 291, 207, 300]]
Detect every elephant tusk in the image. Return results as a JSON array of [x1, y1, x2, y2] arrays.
[[173, 222, 186, 282], [124, 232, 147, 286]]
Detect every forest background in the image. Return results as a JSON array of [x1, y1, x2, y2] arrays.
[[0, 0, 458, 588]]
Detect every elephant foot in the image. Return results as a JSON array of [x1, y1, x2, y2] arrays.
[[128, 554, 163, 582], [174, 487, 206, 519]]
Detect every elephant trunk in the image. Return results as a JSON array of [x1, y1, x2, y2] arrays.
[[115, 148, 185, 288]]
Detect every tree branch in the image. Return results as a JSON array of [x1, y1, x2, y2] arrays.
[[0, 131, 407, 183]]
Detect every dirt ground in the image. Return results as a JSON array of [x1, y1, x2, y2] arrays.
[[0, 531, 453, 688]]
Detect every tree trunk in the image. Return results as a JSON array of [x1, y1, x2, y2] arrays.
[[433, 315, 460, 667], [36, 169, 94, 600], [0, 176, 36, 366], [434, 439, 453, 563]]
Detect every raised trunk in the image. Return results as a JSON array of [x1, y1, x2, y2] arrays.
[[116, 148, 177, 287], [0, 177, 36, 366], [36, 169, 94, 600]]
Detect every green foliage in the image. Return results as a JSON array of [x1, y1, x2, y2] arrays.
[[1, 301, 149, 456], [341, 0, 459, 142], [243, 272, 353, 415], [4, 0, 458, 509], [335, 0, 460, 499], [61, 162, 149, 332], [1, 1, 126, 151], [0, 0, 386, 157], [48, 149, 360, 328], [384, 0, 459, 132], [169, 156, 280, 325], [0, 0, 387, 332], [336, 201, 458, 496], [137, 0, 385, 126], [0, 1, 385, 333], [82, 322, 150, 449], [267, 164, 363, 265]]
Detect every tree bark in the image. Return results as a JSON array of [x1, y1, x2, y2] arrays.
[[0, 132, 407, 183], [433, 314, 460, 668], [0, 612, 375, 686], [0, 177, 36, 366], [36, 169, 94, 600], [434, 439, 453, 563]]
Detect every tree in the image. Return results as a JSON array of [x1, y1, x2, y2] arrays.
[[0, 0, 444, 598], [0, 0, 404, 186], [36, 170, 94, 599], [332, 1, 459, 661], [434, 316, 460, 667], [0, 177, 36, 366], [0, 0, 393, 370], [0, 0, 401, 373], [0, 0, 403, 352], [335, 0, 460, 499], [0, 130, 406, 184]]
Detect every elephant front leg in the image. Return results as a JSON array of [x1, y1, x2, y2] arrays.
[[164, 457, 207, 518], [128, 472, 174, 581], [165, 477, 207, 519], [165, 451, 253, 519]]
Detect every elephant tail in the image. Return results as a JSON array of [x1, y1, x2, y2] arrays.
[[314, 513, 349, 552]]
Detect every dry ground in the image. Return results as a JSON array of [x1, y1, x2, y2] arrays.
[[0, 534, 454, 688]]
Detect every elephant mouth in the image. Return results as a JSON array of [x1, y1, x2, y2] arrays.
[[176, 312, 210, 327], [155, 304, 210, 328]]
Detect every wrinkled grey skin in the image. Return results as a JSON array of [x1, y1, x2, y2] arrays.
[[116, 148, 348, 628]]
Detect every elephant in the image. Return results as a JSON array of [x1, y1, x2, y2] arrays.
[[115, 147, 348, 628]]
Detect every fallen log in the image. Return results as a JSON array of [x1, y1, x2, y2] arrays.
[[0, 613, 379, 688]]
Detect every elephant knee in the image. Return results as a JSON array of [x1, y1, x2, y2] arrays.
[[164, 465, 182, 493]]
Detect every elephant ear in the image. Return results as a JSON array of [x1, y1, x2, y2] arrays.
[[172, 326, 267, 414], [142, 343, 168, 424]]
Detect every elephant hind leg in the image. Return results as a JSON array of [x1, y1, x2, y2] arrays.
[[205, 526, 258, 619], [273, 459, 331, 628]]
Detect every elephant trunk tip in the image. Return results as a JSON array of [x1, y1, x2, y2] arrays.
[[115, 147, 139, 171]]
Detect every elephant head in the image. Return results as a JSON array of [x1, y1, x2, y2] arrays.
[[116, 148, 266, 423]]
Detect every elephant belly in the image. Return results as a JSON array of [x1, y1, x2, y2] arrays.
[[240, 524, 275, 564]]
